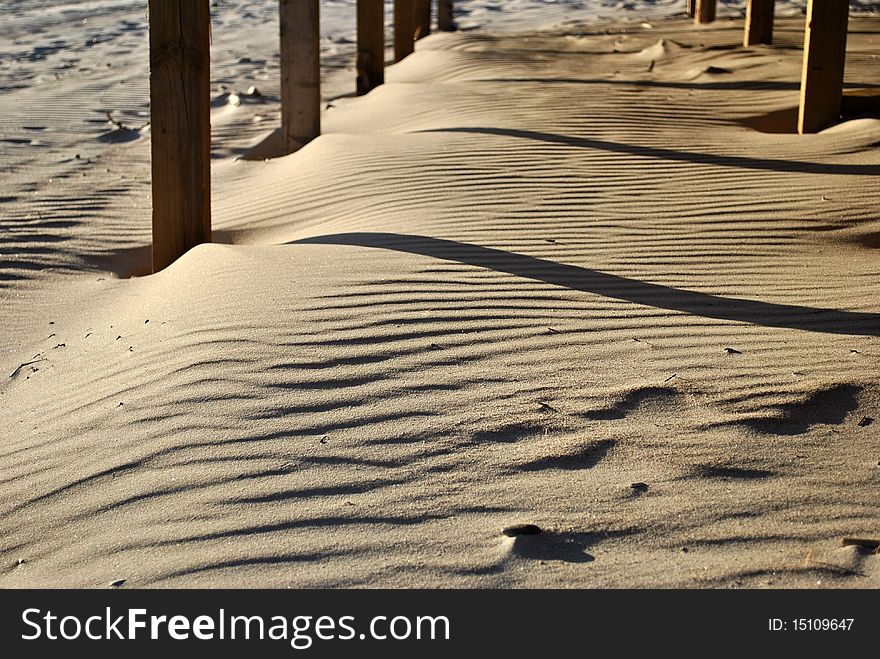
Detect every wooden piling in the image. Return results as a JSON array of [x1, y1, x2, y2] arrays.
[[394, 1, 416, 62], [439, 0, 454, 31], [694, 0, 716, 24], [357, 0, 384, 95], [149, 0, 212, 273], [798, 0, 850, 134], [280, 0, 321, 154], [416, 0, 431, 40], [744, 0, 774, 46], [687, 0, 696, 18]]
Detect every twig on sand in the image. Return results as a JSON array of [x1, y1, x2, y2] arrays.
[[10, 357, 47, 378], [106, 111, 150, 132], [106, 111, 127, 130], [840, 537, 880, 551]]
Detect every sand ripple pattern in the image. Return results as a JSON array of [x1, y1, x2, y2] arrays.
[[1, 16, 879, 587]]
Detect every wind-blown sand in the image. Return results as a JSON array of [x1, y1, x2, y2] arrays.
[[1, 9, 880, 588]]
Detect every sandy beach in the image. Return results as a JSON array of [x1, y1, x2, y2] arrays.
[[1, 3, 880, 588]]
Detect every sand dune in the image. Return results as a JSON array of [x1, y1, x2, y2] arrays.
[[1, 14, 880, 587]]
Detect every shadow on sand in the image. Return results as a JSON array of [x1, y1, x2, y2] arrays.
[[418, 127, 880, 175], [294, 232, 880, 337]]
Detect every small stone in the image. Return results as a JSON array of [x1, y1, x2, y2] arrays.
[[857, 416, 874, 427], [502, 524, 542, 537], [630, 482, 649, 493], [110, 579, 126, 588], [724, 347, 742, 355]]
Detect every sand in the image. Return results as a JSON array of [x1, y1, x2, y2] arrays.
[[1, 8, 880, 588]]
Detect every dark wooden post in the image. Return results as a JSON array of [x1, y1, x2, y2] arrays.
[[280, 0, 320, 153], [687, 0, 696, 18], [357, 0, 384, 95], [438, 0, 454, 31], [394, 1, 416, 62], [149, 0, 212, 273], [744, 0, 774, 46], [694, 0, 716, 24], [416, 0, 431, 39], [798, 0, 850, 134]]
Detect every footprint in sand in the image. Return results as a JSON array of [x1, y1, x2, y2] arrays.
[[498, 528, 595, 564], [722, 383, 863, 436], [579, 386, 685, 422]]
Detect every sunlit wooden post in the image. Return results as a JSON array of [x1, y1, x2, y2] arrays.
[[439, 0, 454, 31], [280, 0, 320, 154], [744, 0, 774, 46], [357, 0, 384, 95], [798, 0, 849, 134], [416, 0, 431, 39], [694, 0, 715, 24], [394, 1, 416, 62], [149, 0, 212, 273], [687, 0, 695, 18]]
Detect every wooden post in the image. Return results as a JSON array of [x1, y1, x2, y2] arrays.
[[438, 0, 454, 31], [149, 0, 212, 273], [357, 0, 384, 95], [798, 0, 850, 134], [694, 0, 716, 24], [394, 1, 416, 62], [744, 0, 774, 46], [416, 0, 431, 40], [687, 0, 696, 18], [280, 0, 320, 154]]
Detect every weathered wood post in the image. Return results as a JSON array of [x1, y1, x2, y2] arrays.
[[149, 0, 212, 273], [394, 1, 416, 62], [798, 0, 850, 134], [280, 0, 320, 154], [357, 0, 384, 95], [416, 0, 431, 39], [744, 0, 774, 46], [694, 0, 716, 24], [687, 0, 696, 18], [438, 0, 454, 31]]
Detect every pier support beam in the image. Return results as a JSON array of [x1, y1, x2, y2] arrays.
[[695, 0, 715, 24], [280, 0, 321, 154], [798, 0, 849, 134], [149, 0, 212, 273], [357, 0, 384, 95], [687, 0, 695, 18], [416, 0, 431, 39], [395, 1, 416, 62], [439, 0, 454, 31], [744, 0, 774, 46]]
